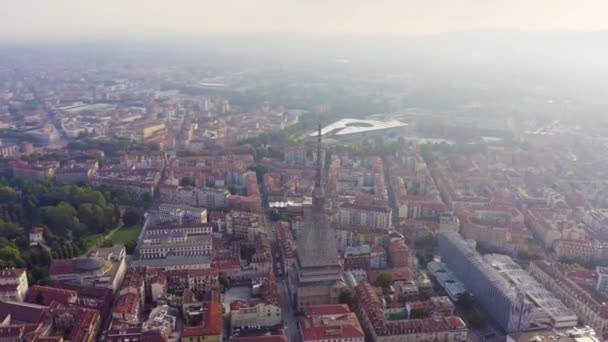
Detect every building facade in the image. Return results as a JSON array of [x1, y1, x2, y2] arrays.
[[0, 268, 29, 302], [438, 232, 534, 332]]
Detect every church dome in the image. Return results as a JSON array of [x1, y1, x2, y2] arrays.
[[76, 257, 106, 272]]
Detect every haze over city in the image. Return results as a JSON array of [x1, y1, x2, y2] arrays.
[[2, 0, 608, 39], [0, 2, 608, 342]]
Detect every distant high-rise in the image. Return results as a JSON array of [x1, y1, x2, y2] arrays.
[[294, 124, 345, 309]]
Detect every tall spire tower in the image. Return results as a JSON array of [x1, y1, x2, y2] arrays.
[[293, 121, 344, 309], [313, 123, 324, 212]]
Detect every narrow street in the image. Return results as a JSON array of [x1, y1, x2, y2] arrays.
[[278, 278, 299, 342], [382, 155, 399, 227]]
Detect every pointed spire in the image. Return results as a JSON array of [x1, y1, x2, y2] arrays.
[[315, 122, 322, 187], [312, 118, 325, 214]]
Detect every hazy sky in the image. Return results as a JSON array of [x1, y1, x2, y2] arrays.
[[1, 0, 608, 40]]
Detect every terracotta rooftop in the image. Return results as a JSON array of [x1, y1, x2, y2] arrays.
[[0, 268, 26, 278], [26, 285, 77, 306], [113, 293, 139, 315], [0, 300, 47, 324], [303, 304, 350, 317], [48, 259, 78, 275], [355, 281, 467, 336], [302, 325, 364, 341], [234, 334, 288, 342], [31, 227, 44, 234]]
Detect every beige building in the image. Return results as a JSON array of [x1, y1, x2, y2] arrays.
[[226, 211, 263, 241], [0, 268, 29, 302], [230, 301, 282, 329], [230, 276, 281, 329], [139, 232, 212, 259], [338, 201, 391, 232], [158, 203, 207, 224]]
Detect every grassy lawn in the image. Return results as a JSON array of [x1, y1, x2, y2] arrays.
[[81, 233, 105, 255], [109, 225, 142, 244]]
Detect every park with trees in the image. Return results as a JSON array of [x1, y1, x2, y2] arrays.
[[0, 177, 145, 284]]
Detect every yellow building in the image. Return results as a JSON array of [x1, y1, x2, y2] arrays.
[[143, 123, 166, 138]]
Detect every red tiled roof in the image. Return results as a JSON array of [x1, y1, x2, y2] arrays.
[[113, 293, 139, 315], [211, 257, 241, 270], [260, 274, 279, 306], [0, 268, 25, 278], [355, 281, 466, 336], [302, 325, 364, 341], [140, 330, 169, 341], [445, 316, 467, 329], [49, 259, 78, 275], [121, 268, 144, 292], [340, 202, 390, 213], [188, 268, 219, 278], [235, 336, 288, 342], [303, 304, 350, 317], [52, 305, 101, 341], [230, 299, 248, 311], [26, 285, 77, 306], [390, 239, 409, 251], [370, 246, 385, 254], [0, 300, 47, 323]]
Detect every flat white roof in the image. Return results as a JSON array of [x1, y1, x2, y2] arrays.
[[310, 118, 408, 137], [484, 254, 577, 325]]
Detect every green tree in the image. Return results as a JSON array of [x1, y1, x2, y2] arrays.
[[141, 193, 153, 208], [456, 291, 475, 313], [240, 245, 256, 264], [0, 186, 17, 202], [226, 184, 239, 195], [218, 272, 230, 289], [78, 203, 102, 233], [268, 210, 281, 222], [62, 244, 72, 259], [415, 234, 437, 248], [466, 310, 487, 328], [179, 177, 195, 187], [374, 272, 394, 289], [123, 208, 143, 227], [247, 164, 271, 183], [409, 308, 425, 319], [0, 245, 25, 267], [338, 288, 355, 308], [124, 240, 137, 255], [42, 202, 82, 237]]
